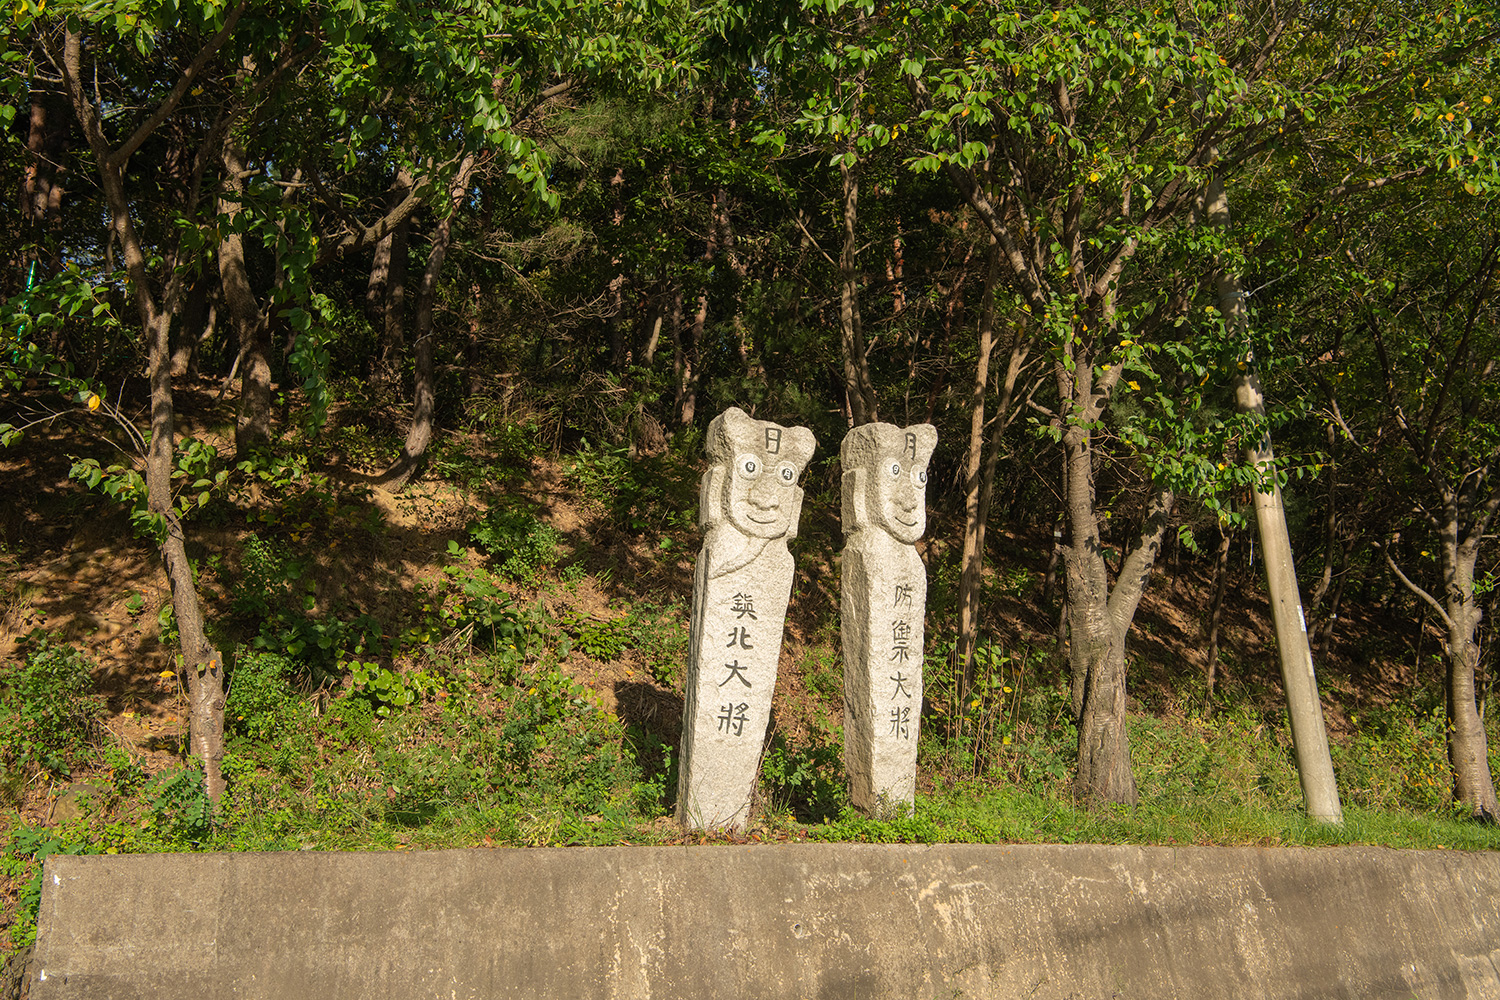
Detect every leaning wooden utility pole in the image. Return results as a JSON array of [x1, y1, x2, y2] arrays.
[[1231, 359, 1343, 823], [1208, 173, 1342, 823]]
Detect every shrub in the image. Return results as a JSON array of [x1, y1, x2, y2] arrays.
[[622, 603, 688, 687], [231, 537, 381, 681], [144, 767, 214, 843], [762, 734, 846, 823], [2, 825, 100, 952], [565, 439, 633, 510], [495, 666, 638, 813], [562, 612, 630, 662], [0, 636, 101, 777], [1334, 701, 1453, 813], [468, 508, 561, 583], [226, 649, 299, 741]]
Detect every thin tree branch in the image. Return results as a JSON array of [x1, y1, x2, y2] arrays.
[[790, 212, 838, 269], [1378, 541, 1455, 631], [111, 0, 250, 166]]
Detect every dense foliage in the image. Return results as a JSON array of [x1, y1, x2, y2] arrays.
[[2, 2, 1498, 953]]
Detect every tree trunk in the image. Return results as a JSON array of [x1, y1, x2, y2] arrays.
[[1386, 521, 1500, 822], [955, 246, 1032, 711], [465, 283, 483, 396], [22, 75, 68, 271], [713, 186, 758, 380], [1065, 409, 1176, 806], [1203, 521, 1233, 711], [217, 141, 274, 455], [1441, 514, 1500, 821], [150, 310, 227, 802], [668, 287, 686, 416], [643, 304, 664, 367], [382, 197, 412, 365], [1313, 537, 1356, 656], [1307, 425, 1342, 614], [609, 273, 629, 371], [372, 166, 414, 378], [367, 230, 392, 326], [366, 203, 395, 325], [955, 243, 1000, 706], [1043, 446, 1068, 605], [379, 156, 475, 492], [1074, 621, 1136, 804], [1041, 519, 1063, 604], [681, 293, 703, 428], [60, 27, 226, 798], [171, 274, 211, 377], [838, 159, 879, 426], [1445, 597, 1498, 822], [680, 223, 718, 430]]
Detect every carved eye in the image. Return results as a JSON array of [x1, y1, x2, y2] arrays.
[[736, 454, 761, 478], [778, 464, 797, 484], [888, 461, 902, 478], [912, 467, 928, 486]]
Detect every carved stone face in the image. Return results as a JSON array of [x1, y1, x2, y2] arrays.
[[868, 447, 929, 544], [841, 423, 937, 545], [705, 408, 817, 541], [723, 449, 805, 538]]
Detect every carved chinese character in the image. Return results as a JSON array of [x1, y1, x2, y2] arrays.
[[725, 626, 754, 650], [891, 619, 913, 663], [719, 659, 751, 688], [889, 706, 911, 740], [717, 703, 749, 737]]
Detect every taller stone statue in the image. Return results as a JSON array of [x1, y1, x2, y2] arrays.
[[840, 422, 937, 817], [678, 407, 817, 832]]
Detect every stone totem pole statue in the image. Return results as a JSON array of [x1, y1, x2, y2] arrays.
[[840, 422, 937, 816], [678, 407, 816, 832]]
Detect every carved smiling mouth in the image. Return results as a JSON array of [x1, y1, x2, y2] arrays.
[[894, 515, 919, 526], [747, 514, 780, 523]]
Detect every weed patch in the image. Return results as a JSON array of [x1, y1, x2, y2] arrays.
[[469, 507, 561, 584], [0, 636, 101, 784]]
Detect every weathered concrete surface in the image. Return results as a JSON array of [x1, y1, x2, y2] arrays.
[[28, 843, 1500, 999]]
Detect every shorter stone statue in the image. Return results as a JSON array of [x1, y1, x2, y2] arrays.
[[678, 407, 816, 831], [840, 422, 937, 817]]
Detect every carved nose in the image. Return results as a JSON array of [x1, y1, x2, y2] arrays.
[[749, 480, 782, 509]]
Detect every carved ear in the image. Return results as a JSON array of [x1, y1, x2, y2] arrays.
[[782, 425, 818, 469], [785, 485, 804, 540], [712, 407, 755, 458], [903, 423, 939, 465], [842, 468, 867, 531], [698, 467, 723, 530]]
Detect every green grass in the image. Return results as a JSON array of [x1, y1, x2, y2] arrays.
[[807, 787, 1500, 851], [6, 635, 1500, 970]]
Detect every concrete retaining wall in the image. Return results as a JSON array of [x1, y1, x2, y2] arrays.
[[26, 843, 1500, 999]]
